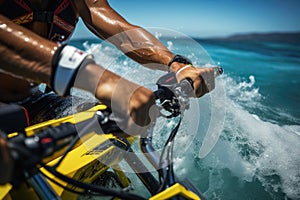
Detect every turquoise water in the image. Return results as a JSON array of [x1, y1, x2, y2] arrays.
[[70, 33, 300, 200]]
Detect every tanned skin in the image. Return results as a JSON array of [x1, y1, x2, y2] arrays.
[[0, 0, 215, 102], [0, 0, 216, 184]]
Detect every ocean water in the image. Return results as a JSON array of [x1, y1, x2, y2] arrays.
[[70, 32, 300, 200]]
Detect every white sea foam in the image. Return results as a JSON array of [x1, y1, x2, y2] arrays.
[[193, 75, 300, 199]]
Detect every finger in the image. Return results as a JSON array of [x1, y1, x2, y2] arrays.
[[204, 74, 215, 92], [193, 76, 205, 98], [129, 89, 156, 127], [202, 68, 216, 91]]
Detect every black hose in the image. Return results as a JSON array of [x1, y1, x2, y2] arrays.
[[42, 164, 146, 200]]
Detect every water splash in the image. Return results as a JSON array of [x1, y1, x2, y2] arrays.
[[78, 35, 300, 199], [185, 75, 300, 199]]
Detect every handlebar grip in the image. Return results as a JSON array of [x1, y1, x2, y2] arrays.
[[214, 67, 223, 77], [179, 67, 223, 97], [24, 123, 77, 150], [21, 123, 77, 158], [46, 123, 77, 141], [154, 67, 223, 101]]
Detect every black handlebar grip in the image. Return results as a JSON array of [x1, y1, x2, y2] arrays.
[[35, 122, 77, 142], [49, 123, 77, 141], [214, 67, 223, 77]]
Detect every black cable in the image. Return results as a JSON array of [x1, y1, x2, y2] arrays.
[[51, 134, 80, 168], [52, 115, 99, 168], [159, 117, 182, 169], [164, 117, 182, 149], [157, 116, 182, 192], [38, 168, 88, 196], [41, 163, 146, 200], [39, 115, 148, 199]]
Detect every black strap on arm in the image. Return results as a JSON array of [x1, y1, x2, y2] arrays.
[[167, 54, 193, 71]]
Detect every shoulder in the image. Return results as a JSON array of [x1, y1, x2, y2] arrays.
[[71, 0, 111, 12], [71, 0, 114, 22]]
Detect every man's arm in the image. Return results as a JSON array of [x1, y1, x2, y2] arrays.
[[72, 0, 179, 71], [0, 15, 54, 83], [72, 0, 216, 98], [0, 14, 155, 129]]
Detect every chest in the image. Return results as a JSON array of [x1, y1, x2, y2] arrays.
[[0, 0, 78, 42]]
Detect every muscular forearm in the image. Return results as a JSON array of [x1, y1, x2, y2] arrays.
[[106, 25, 188, 72], [74, 0, 183, 72], [108, 25, 174, 71], [75, 62, 154, 114], [74, 61, 156, 132], [0, 15, 56, 84]]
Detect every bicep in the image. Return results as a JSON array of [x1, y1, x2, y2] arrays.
[[72, 0, 136, 40]]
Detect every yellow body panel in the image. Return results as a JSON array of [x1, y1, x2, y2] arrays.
[[0, 103, 203, 200], [149, 183, 201, 200], [1, 104, 129, 200], [0, 184, 12, 200], [25, 104, 107, 136]]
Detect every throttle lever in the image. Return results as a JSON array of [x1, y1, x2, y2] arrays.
[[155, 72, 191, 116]]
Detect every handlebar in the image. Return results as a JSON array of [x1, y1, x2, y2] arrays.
[[5, 66, 223, 199], [154, 67, 223, 117], [8, 66, 223, 158], [142, 66, 223, 191]]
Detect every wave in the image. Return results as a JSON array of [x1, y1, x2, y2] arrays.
[[177, 75, 300, 200], [76, 38, 300, 200]]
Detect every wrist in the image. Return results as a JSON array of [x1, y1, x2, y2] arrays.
[[169, 62, 189, 72], [168, 54, 193, 72], [51, 45, 95, 96], [175, 64, 193, 76]]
